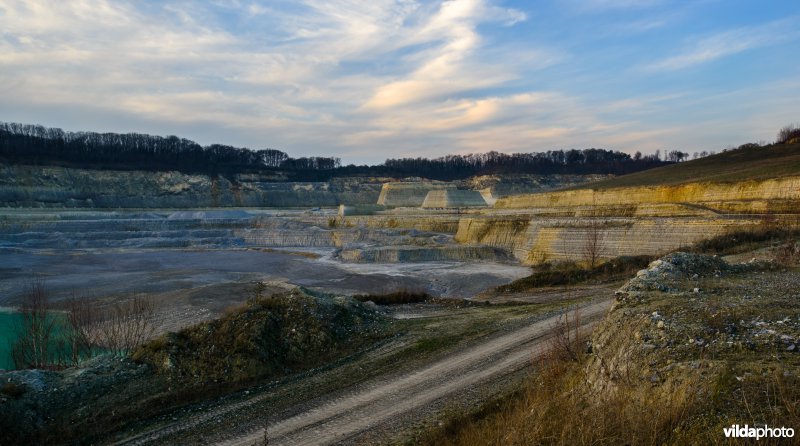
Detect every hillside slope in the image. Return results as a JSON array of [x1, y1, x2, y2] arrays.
[[567, 141, 800, 190]]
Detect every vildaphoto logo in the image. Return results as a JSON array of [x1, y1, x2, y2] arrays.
[[723, 424, 795, 440]]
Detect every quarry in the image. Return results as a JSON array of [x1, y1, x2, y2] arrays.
[[1, 141, 799, 445]]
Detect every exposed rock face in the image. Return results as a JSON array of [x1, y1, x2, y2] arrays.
[[337, 245, 512, 263], [421, 189, 487, 208], [460, 174, 611, 205], [454, 176, 800, 265], [0, 164, 383, 208], [376, 182, 455, 207], [456, 214, 800, 265], [495, 176, 800, 213]]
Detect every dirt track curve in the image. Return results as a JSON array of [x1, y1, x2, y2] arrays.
[[114, 298, 612, 446]]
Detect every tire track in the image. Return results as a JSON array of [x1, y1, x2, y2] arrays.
[[220, 299, 612, 446]]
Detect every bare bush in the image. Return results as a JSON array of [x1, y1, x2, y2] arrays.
[[92, 296, 157, 356], [11, 281, 62, 369], [546, 306, 585, 363], [65, 297, 100, 364], [10, 285, 158, 370]]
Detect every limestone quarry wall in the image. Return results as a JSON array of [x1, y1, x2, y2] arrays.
[[376, 182, 455, 207], [0, 164, 382, 208], [460, 174, 612, 204], [340, 214, 462, 233], [456, 215, 790, 265], [421, 189, 487, 208], [495, 176, 800, 213]]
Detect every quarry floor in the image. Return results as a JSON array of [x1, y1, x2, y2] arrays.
[[0, 208, 530, 336]]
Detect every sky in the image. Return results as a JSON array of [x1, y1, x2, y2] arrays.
[[0, 0, 798, 164]]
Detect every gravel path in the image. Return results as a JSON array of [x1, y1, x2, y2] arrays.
[[110, 299, 611, 446]]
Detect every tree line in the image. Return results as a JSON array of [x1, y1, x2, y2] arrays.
[[0, 122, 339, 176], [0, 121, 674, 181]]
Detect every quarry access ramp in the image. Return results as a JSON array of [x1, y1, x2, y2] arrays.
[[110, 298, 611, 446]]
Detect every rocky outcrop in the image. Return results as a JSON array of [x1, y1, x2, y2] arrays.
[[583, 252, 800, 421], [376, 182, 455, 207], [421, 189, 487, 208], [0, 164, 383, 208]]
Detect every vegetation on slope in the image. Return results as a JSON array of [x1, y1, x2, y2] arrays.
[[495, 255, 653, 293], [134, 290, 387, 384], [0, 288, 389, 445], [414, 247, 800, 446], [567, 140, 800, 191]]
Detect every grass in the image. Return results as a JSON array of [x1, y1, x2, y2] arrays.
[[565, 141, 800, 191], [687, 226, 800, 256], [495, 255, 652, 293], [353, 289, 432, 305]]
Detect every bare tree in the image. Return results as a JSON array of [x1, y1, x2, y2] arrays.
[[12, 281, 60, 369], [65, 297, 99, 364], [582, 216, 606, 269]]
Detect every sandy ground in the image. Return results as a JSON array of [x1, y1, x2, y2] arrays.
[[0, 248, 529, 302], [110, 298, 612, 446], [0, 246, 530, 337]]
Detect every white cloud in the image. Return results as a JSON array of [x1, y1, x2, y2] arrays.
[[1, 0, 795, 162], [0, 0, 550, 158], [647, 17, 800, 71]]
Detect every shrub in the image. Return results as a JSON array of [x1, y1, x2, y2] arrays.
[[777, 123, 800, 144], [774, 241, 800, 265], [353, 289, 431, 305]]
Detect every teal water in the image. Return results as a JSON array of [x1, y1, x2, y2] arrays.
[[0, 311, 22, 370], [0, 310, 74, 370]]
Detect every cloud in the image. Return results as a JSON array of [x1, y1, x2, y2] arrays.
[[647, 17, 800, 71], [364, 0, 529, 108], [0, 0, 797, 163], [0, 0, 546, 158], [567, 0, 664, 12]]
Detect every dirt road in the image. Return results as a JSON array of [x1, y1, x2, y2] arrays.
[[210, 298, 613, 446]]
